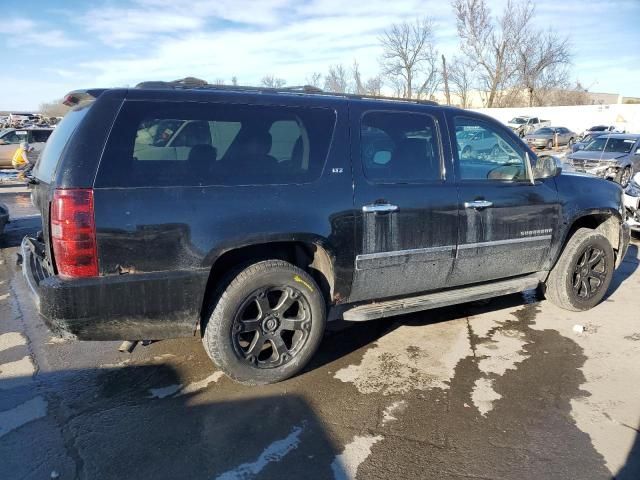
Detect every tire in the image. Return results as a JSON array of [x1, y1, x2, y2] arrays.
[[547, 139, 553, 150], [617, 166, 632, 188], [202, 260, 326, 385], [568, 137, 575, 147], [545, 228, 614, 311]]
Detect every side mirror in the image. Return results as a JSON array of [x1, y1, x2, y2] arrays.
[[533, 155, 563, 179], [574, 143, 585, 151], [635, 147, 640, 155], [632, 172, 640, 185]]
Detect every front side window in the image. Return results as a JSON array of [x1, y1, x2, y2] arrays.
[[454, 117, 529, 181], [98, 101, 336, 187], [360, 111, 441, 183]]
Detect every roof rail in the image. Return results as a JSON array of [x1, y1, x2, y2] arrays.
[[134, 78, 438, 106]]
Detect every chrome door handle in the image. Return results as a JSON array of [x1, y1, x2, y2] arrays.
[[464, 200, 493, 209], [362, 203, 398, 213]]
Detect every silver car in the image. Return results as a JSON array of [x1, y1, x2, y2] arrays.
[[0, 127, 53, 168], [524, 127, 576, 150], [567, 134, 640, 187]]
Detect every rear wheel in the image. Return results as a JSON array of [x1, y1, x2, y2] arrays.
[[202, 260, 326, 385], [547, 139, 553, 150], [545, 228, 614, 311]]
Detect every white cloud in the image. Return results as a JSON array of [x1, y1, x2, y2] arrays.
[[0, 18, 80, 48]]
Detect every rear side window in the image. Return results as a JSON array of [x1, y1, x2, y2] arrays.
[[31, 130, 52, 143], [97, 101, 336, 187], [34, 106, 91, 182], [360, 111, 442, 183]]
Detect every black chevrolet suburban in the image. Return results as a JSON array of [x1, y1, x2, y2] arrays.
[[21, 83, 631, 384]]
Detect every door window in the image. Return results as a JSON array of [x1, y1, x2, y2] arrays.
[[454, 117, 529, 181], [360, 111, 441, 183]]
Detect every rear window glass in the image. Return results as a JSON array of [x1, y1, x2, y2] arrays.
[[34, 106, 91, 182], [97, 101, 336, 187]]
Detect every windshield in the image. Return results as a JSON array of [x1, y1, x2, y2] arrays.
[[534, 128, 553, 135], [584, 137, 636, 154], [509, 117, 526, 124]]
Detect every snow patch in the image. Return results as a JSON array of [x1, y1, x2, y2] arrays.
[[381, 400, 407, 425], [175, 372, 224, 397], [334, 320, 471, 394], [0, 356, 36, 389], [331, 435, 383, 480], [0, 332, 28, 353], [148, 384, 182, 399], [471, 378, 502, 416], [215, 423, 304, 480], [0, 396, 47, 438]]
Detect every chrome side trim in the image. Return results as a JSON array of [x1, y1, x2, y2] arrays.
[[357, 245, 455, 262], [355, 235, 552, 268], [458, 235, 552, 250]]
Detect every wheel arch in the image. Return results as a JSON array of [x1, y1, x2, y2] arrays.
[[550, 210, 623, 272], [197, 237, 337, 333]]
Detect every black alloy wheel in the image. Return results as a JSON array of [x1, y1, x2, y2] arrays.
[[232, 286, 311, 368]]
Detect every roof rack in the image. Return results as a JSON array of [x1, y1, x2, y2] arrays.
[[134, 78, 438, 106]]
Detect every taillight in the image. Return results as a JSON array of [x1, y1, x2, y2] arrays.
[[50, 188, 98, 278]]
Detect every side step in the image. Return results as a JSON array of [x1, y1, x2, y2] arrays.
[[342, 273, 541, 321]]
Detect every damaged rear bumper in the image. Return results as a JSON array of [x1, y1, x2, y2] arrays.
[[20, 236, 209, 341]]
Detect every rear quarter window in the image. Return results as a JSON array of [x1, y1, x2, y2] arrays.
[[34, 106, 91, 182], [96, 101, 336, 187]]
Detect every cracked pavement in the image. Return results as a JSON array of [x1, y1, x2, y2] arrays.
[[0, 187, 639, 479]]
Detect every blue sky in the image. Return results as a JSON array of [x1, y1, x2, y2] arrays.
[[1, 0, 639, 110]]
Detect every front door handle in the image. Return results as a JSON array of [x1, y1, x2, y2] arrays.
[[362, 203, 399, 213], [464, 200, 493, 209]]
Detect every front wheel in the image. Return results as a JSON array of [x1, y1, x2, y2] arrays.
[[617, 166, 632, 188], [202, 260, 326, 385], [544, 228, 614, 311]]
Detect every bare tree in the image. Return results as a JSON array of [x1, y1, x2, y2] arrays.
[[39, 99, 70, 118], [448, 57, 473, 108], [261, 75, 286, 88], [517, 30, 571, 106], [352, 60, 366, 94], [324, 64, 348, 93], [231, 76, 238, 86], [441, 55, 451, 105], [379, 18, 440, 99], [213, 78, 226, 86], [453, 0, 533, 107], [306, 72, 323, 88], [364, 76, 384, 96]]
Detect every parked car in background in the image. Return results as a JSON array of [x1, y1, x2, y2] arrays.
[[20, 83, 630, 385], [0, 127, 53, 167], [524, 127, 576, 149], [581, 125, 623, 138], [624, 172, 640, 232], [567, 134, 640, 187], [507, 116, 551, 137], [572, 130, 611, 152]]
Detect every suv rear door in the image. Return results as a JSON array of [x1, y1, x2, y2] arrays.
[[349, 103, 458, 302], [448, 113, 559, 286]]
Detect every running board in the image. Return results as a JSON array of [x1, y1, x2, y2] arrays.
[[341, 274, 541, 321]]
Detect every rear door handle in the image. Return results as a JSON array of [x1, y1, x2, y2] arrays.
[[464, 200, 493, 209], [362, 203, 399, 213]]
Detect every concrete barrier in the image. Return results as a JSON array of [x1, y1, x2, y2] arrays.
[[472, 104, 640, 135]]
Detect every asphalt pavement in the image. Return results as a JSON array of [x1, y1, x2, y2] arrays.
[[0, 186, 639, 480]]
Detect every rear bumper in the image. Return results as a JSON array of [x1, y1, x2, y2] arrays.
[[21, 236, 209, 340]]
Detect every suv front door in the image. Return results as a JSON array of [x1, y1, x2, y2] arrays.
[[349, 105, 458, 302], [448, 114, 560, 286]]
